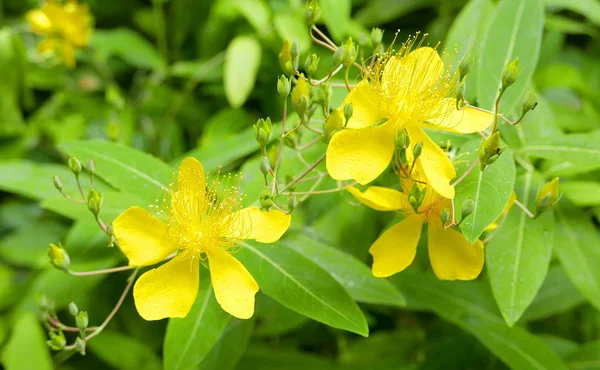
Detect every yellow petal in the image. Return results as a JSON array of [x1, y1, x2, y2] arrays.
[[370, 215, 424, 277], [206, 246, 258, 319], [428, 100, 494, 133], [62, 41, 75, 68], [347, 186, 404, 211], [171, 157, 206, 224], [113, 206, 179, 266], [27, 9, 53, 34], [383, 47, 444, 92], [485, 191, 517, 231], [427, 223, 484, 280], [177, 157, 206, 194], [228, 207, 291, 243], [133, 255, 199, 320], [326, 122, 395, 185], [406, 127, 456, 199], [342, 80, 386, 129]]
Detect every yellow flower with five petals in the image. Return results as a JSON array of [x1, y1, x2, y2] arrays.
[[112, 157, 291, 320], [348, 177, 484, 280], [27, 0, 92, 67], [326, 35, 494, 199]]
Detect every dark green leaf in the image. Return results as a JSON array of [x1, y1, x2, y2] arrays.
[[199, 319, 255, 370], [0, 312, 52, 370], [92, 28, 165, 70], [88, 331, 162, 370], [566, 340, 600, 370]]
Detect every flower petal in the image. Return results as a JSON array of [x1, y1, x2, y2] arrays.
[[113, 206, 179, 266], [206, 246, 258, 319], [326, 122, 395, 185], [370, 215, 424, 277], [228, 207, 291, 243], [406, 127, 456, 199], [27, 9, 53, 34], [383, 47, 444, 92], [133, 255, 199, 320], [342, 80, 386, 129], [427, 223, 484, 280], [177, 157, 206, 195], [428, 100, 494, 133], [347, 186, 404, 211], [62, 41, 75, 68]]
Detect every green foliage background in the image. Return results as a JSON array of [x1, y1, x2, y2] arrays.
[[1, 0, 600, 369]]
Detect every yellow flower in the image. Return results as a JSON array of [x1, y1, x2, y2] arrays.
[[27, 0, 92, 67], [347, 178, 484, 280], [326, 34, 494, 199], [112, 157, 291, 320]]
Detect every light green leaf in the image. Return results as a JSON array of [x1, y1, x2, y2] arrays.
[[199, 319, 255, 370], [454, 139, 516, 244], [273, 12, 311, 53], [394, 269, 569, 370], [59, 140, 175, 206], [444, 0, 495, 101], [554, 200, 600, 312], [521, 265, 585, 322], [486, 172, 554, 326], [566, 340, 600, 370], [283, 234, 406, 306], [354, 0, 433, 27], [236, 242, 369, 336], [233, 0, 271, 36], [517, 130, 600, 176], [320, 0, 351, 41], [477, 0, 544, 114], [0, 221, 68, 268], [1, 312, 52, 370], [163, 274, 231, 370], [224, 36, 261, 108], [88, 331, 161, 370], [558, 181, 600, 207], [41, 190, 142, 221], [92, 28, 165, 70]]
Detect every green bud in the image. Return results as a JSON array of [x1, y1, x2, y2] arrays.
[[440, 208, 450, 226], [290, 39, 300, 62], [412, 142, 423, 160], [315, 82, 333, 109], [279, 40, 295, 76], [521, 88, 538, 117], [408, 195, 419, 212], [49, 243, 70, 271], [37, 295, 50, 311], [277, 75, 291, 97], [343, 103, 353, 123], [68, 157, 82, 176], [297, 95, 309, 116], [292, 77, 311, 116], [394, 130, 409, 150], [459, 53, 475, 81], [87, 189, 103, 215], [324, 108, 345, 142], [76, 311, 89, 332], [358, 33, 368, 48], [75, 337, 86, 355], [304, 53, 319, 76], [333, 46, 346, 67], [259, 156, 271, 176], [461, 196, 475, 220], [304, 0, 321, 27], [47, 331, 67, 351], [478, 131, 504, 171], [371, 28, 383, 46], [52, 176, 63, 191], [254, 118, 272, 148], [342, 38, 358, 67], [87, 159, 96, 175], [285, 174, 296, 192], [69, 302, 79, 316], [287, 193, 296, 212], [260, 197, 274, 210], [536, 177, 559, 215], [502, 58, 520, 89], [455, 81, 465, 108]]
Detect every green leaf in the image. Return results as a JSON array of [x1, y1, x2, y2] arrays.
[[41, 190, 142, 221], [233, 0, 271, 36], [521, 265, 585, 322], [354, 0, 434, 27], [237, 345, 338, 370], [236, 242, 369, 336], [282, 234, 406, 307], [199, 319, 255, 370], [557, 181, 600, 207], [566, 340, 600, 370], [545, 0, 600, 27], [486, 171, 554, 326], [477, 0, 544, 114], [394, 269, 569, 370], [0, 220, 68, 268], [92, 28, 165, 70], [273, 12, 311, 53], [554, 200, 600, 312], [224, 36, 261, 108], [0, 312, 52, 370], [88, 331, 162, 370], [320, 0, 351, 41], [518, 130, 600, 176], [444, 0, 495, 101], [163, 273, 231, 370], [0, 160, 81, 200], [59, 140, 175, 205], [454, 139, 516, 244], [254, 295, 309, 337]]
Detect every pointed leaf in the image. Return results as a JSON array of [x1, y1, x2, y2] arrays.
[[224, 36, 261, 108], [1, 313, 52, 370], [199, 319, 255, 370]]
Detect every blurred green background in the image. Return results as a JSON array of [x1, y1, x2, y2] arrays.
[[1, 0, 600, 369]]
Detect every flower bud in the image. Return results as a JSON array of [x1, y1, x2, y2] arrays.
[[502, 58, 520, 89], [52, 176, 63, 191], [409, 184, 425, 212], [49, 243, 70, 271], [259, 156, 271, 176], [478, 131, 504, 171], [455, 81, 465, 108], [76, 311, 89, 332], [279, 40, 294, 76], [394, 130, 409, 151], [342, 38, 358, 67], [75, 337, 86, 355], [304, 0, 321, 27], [333, 46, 346, 67], [314, 82, 332, 110], [459, 53, 475, 81], [324, 108, 345, 142], [277, 75, 291, 97], [440, 208, 450, 226], [287, 193, 296, 212], [69, 302, 79, 316], [343, 103, 353, 123], [292, 77, 311, 116], [68, 157, 82, 176], [290, 39, 300, 62], [47, 331, 67, 351], [412, 142, 423, 160], [371, 28, 383, 46], [254, 118, 272, 148], [521, 88, 537, 117], [87, 159, 96, 175], [408, 195, 419, 212], [87, 189, 103, 215], [304, 53, 319, 76], [461, 196, 475, 220], [536, 177, 559, 215]]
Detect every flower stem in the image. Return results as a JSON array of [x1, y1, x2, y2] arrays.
[[279, 153, 325, 194], [451, 158, 479, 187], [67, 265, 136, 277], [272, 100, 288, 194], [492, 89, 505, 133], [513, 199, 535, 218]]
